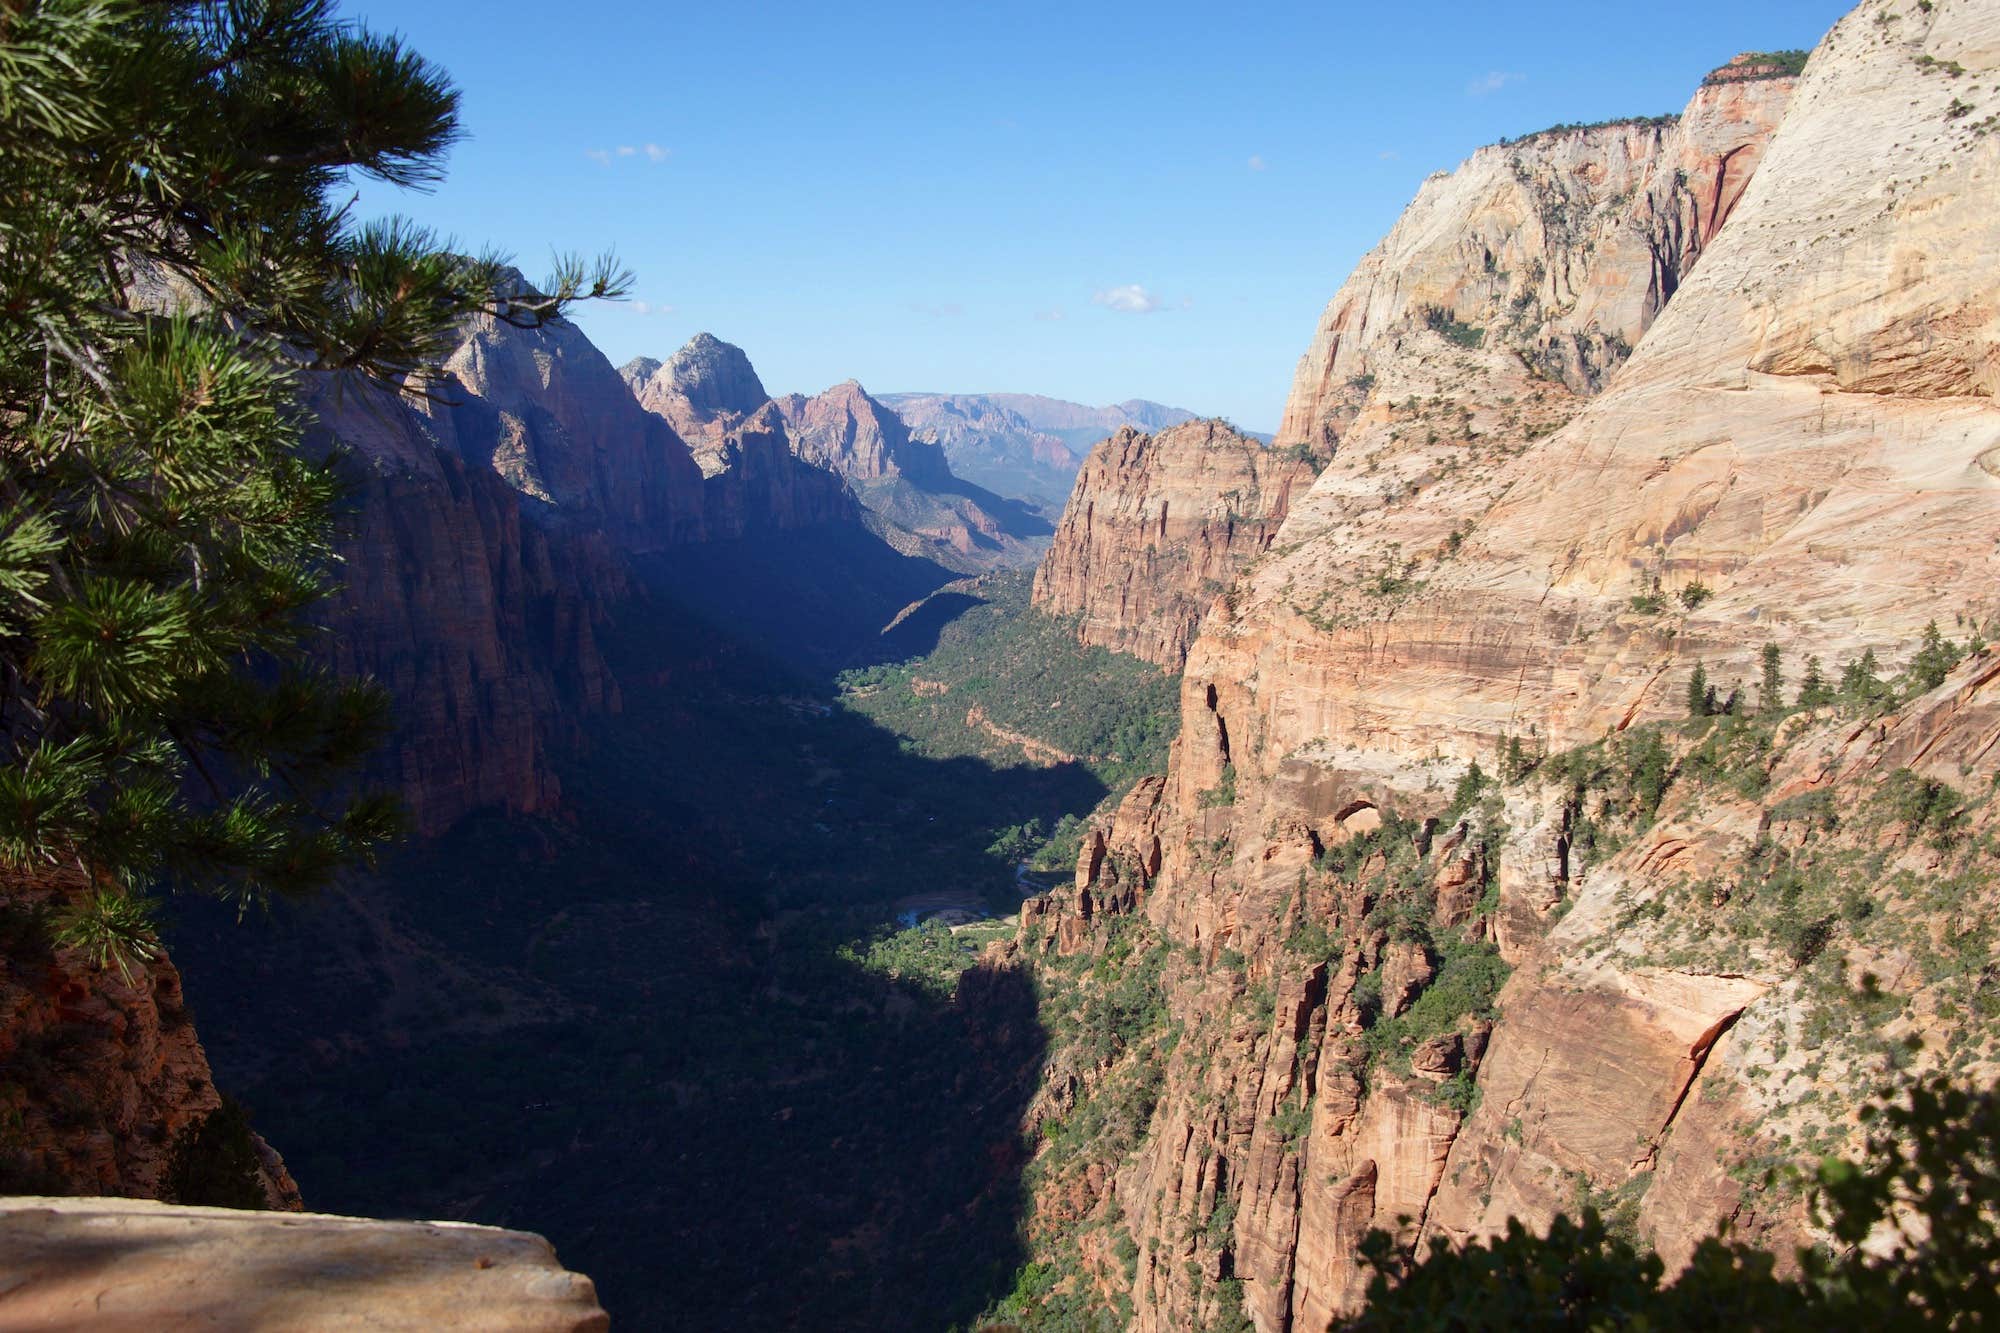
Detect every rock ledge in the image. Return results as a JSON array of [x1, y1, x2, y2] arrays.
[[0, 1197, 609, 1332]]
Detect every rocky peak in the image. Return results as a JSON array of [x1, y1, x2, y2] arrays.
[[628, 334, 771, 443], [776, 378, 946, 485], [616, 355, 661, 393]]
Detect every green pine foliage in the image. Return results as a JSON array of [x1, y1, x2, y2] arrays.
[[0, 1, 624, 964], [1760, 643, 1784, 714], [1686, 662, 1710, 719]]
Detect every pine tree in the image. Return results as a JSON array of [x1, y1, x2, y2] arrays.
[[1760, 643, 1784, 714], [1908, 620, 1962, 696], [1686, 662, 1710, 719], [1839, 649, 1886, 710], [1796, 655, 1831, 709], [0, 1, 626, 970]]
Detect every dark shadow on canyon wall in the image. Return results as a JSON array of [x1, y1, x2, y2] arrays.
[[168, 544, 1093, 1330]]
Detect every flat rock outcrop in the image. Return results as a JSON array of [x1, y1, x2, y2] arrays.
[[0, 1197, 607, 1332], [1032, 420, 1317, 670]]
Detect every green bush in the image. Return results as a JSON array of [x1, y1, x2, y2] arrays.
[[1339, 1073, 2000, 1331], [162, 1096, 268, 1211]]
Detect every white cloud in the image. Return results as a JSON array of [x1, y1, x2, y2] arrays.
[[1034, 307, 1066, 322], [1467, 71, 1522, 97], [1378, 149, 1400, 161], [629, 300, 676, 317], [588, 143, 671, 166], [1247, 154, 1267, 172], [1092, 284, 1164, 315]]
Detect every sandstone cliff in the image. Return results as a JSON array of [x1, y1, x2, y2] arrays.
[[1031, 420, 1317, 671], [1277, 57, 1795, 447], [1010, 5, 2000, 1328], [621, 331, 770, 456]]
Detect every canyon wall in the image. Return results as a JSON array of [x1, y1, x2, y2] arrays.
[[1032, 421, 1318, 671], [319, 310, 859, 836], [1014, 5, 2000, 1329]]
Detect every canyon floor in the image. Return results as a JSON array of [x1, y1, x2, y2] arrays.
[[164, 565, 1175, 1330]]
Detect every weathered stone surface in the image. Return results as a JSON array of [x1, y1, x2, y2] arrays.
[[1032, 421, 1317, 670], [0, 1197, 607, 1332], [0, 869, 298, 1208], [621, 331, 768, 451], [774, 379, 949, 485]]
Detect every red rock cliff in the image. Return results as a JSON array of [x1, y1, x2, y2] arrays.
[[1032, 421, 1317, 671]]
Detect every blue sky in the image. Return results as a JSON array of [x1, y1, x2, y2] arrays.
[[346, 0, 1853, 432]]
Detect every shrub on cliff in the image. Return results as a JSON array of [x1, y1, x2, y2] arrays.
[[0, 1, 623, 965], [1337, 1073, 2000, 1330]]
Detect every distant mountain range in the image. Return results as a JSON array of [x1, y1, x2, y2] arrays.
[[620, 339, 1052, 573], [878, 393, 1201, 512]]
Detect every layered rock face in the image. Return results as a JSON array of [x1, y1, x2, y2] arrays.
[[0, 868, 299, 1208], [620, 331, 769, 453], [1015, 5, 2000, 1328], [1031, 421, 1317, 670], [774, 379, 952, 486], [1277, 58, 1796, 449], [0, 1197, 607, 1331]]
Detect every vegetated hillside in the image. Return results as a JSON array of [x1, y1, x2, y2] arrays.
[[991, 2, 2000, 1329], [840, 571, 1182, 797], [993, 635, 2000, 1332]]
